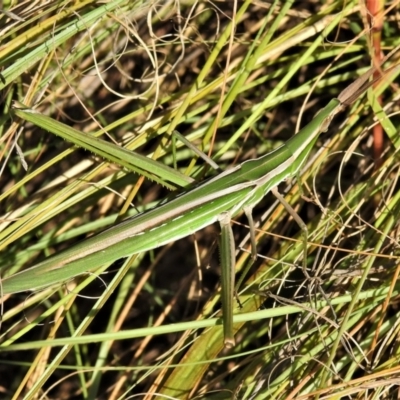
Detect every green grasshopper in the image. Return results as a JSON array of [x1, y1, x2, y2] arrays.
[[5, 59, 398, 347]]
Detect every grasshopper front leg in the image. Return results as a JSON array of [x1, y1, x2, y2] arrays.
[[271, 187, 310, 279]]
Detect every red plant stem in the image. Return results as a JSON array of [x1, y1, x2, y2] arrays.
[[367, 0, 384, 169]]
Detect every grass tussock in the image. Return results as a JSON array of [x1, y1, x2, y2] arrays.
[[1, 1, 400, 399]]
